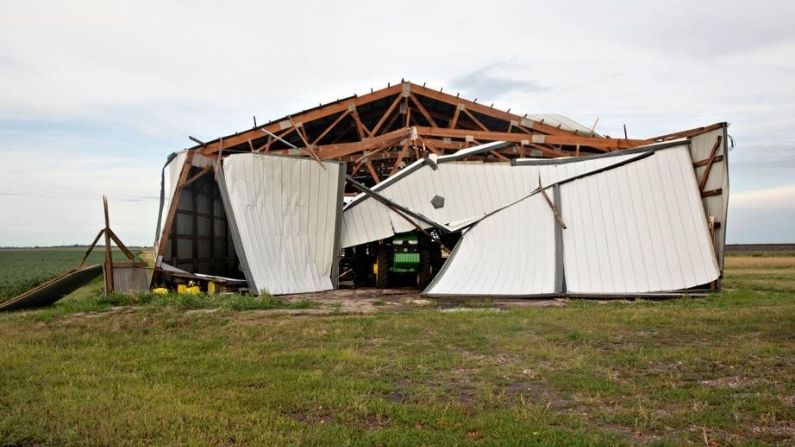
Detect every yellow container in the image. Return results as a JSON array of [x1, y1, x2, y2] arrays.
[[177, 284, 201, 295], [152, 287, 169, 295]]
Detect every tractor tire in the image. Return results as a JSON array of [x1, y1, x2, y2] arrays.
[[375, 247, 391, 288], [353, 248, 371, 286], [416, 248, 434, 288]]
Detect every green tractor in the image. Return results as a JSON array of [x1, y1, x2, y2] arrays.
[[351, 233, 443, 288]]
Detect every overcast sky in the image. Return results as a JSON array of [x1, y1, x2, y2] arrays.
[[1, 0, 793, 246]]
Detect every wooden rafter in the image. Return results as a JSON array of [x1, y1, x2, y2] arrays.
[[312, 109, 351, 145], [408, 93, 438, 127], [371, 94, 402, 135], [449, 106, 461, 129], [461, 107, 489, 132]]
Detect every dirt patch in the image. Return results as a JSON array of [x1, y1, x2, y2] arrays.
[[700, 375, 765, 389], [278, 288, 567, 316]]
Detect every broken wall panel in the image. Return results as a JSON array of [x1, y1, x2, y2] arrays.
[[424, 144, 720, 298], [154, 151, 187, 257], [425, 193, 557, 296], [689, 126, 729, 269], [219, 154, 345, 295], [340, 144, 641, 249], [560, 146, 720, 294]]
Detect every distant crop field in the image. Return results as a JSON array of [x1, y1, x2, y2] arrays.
[[0, 248, 140, 301]]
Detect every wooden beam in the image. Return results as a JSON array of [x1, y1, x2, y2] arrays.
[[299, 127, 414, 159], [371, 94, 402, 136], [199, 83, 404, 154], [350, 107, 372, 139], [390, 138, 412, 176], [410, 83, 575, 136], [414, 127, 650, 151], [409, 93, 438, 127], [449, 106, 461, 129], [461, 107, 489, 132], [693, 154, 724, 168], [698, 136, 723, 192], [289, 116, 326, 168], [311, 109, 351, 145], [180, 166, 212, 190], [651, 122, 727, 141], [102, 196, 113, 294], [365, 160, 380, 183]]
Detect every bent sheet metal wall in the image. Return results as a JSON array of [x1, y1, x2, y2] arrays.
[[154, 151, 187, 258], [424, 144, 720, 297], [218, 154, 345, 295], [340, 142, 641, 248]]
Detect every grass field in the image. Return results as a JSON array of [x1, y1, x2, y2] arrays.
[[0, 254, 793, 446]]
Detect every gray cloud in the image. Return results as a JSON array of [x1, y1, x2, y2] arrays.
[[450, 62, 546, 101]]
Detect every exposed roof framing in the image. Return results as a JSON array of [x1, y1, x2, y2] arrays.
[[185, 81, 713, 185]]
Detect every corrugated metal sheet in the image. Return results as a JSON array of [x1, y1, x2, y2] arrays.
[[425, 194, 557, 296], [689, 127, 729, 270], [154, 151, 187, 258], [341, 142, 640, 248], [560, 146, 720, 294], [218, 154, 345, 295], [424, 144, 720, 297]]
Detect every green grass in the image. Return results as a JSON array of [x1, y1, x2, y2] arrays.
[[0, 255, 793, 445]]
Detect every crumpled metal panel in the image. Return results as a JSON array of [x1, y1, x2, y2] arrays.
[[425, 144, 720, 297], [154, 151, 187, 258], [340, 143, 638, 248], [425, 193, 557, 297], [560, 146, 719, 294], [219, 154, 344, 295]]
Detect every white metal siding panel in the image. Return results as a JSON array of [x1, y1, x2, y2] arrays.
[[340, 151, 640, 248], [154, 151, 187, 258], [561, 146, 720, 294], [689, 128, 728, 269], [425, 194, 556, 296], [220, 154, 343, 295], [340, 199, 394, 247]]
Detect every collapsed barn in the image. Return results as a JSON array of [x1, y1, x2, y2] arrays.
[[152, 81, 730, 297]]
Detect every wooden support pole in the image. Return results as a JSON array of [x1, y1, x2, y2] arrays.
[[102, 196, 114, 294]]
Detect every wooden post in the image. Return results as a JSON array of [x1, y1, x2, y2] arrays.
[[103, 195, 114, 294]]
